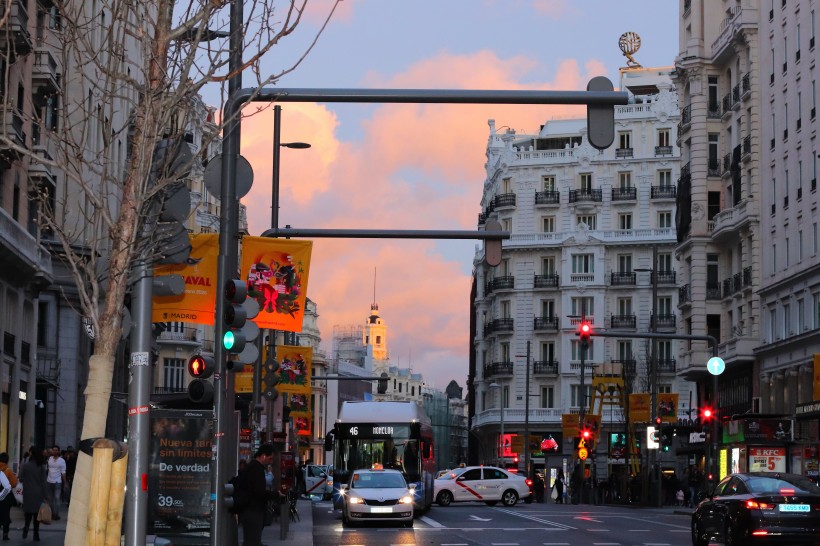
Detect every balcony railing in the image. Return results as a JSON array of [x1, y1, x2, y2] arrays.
[[652, 270, 675, 285], [610, 314, 637, 329], [568, 189, 602, 203], [707, 102, 722, 119], [533, 360, 558, 375], [651, 314, 677, 329], [489, 275, 514, 291], [494, 193, 516, 208], [722, 93, 732, 116], [611, 187, 637, 201], [742, 135, 751, 159], [722, 278, 733, 298], [533, 273, 559, 289], [722, 153, 731, 176], [706, 282, 721, 300], [732, 83, 740, 105], [0, 0, 33, 57], [742, 72, 751, 97], [655, 145, 673, 157], [610, 271, 636, 286], [733, 272, 743, 293], [743, 266, 752, 287], [534, 190, 560, 205], [651, 185, 677, 199], [533, 316, 559, 331], [657, 359, 676, 374], [612, 359, 637, 377], [484, 318, 514, 335], [679, 284, 691, 303], [616, 148, 633, 159], [484, 361, 514, 378], [679, 104, 691, 132]]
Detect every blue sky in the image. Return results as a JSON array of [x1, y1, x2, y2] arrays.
[[234, 0, 680, 389]]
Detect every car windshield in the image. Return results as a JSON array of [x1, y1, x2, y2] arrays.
[[745, 475, 820, 495], [352, 472, 407, 489], [438, 468, 467, 480]]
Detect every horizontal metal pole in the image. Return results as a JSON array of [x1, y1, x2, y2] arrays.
[[589, 330, 718, 357], [311, 376, 381, 381], [242, 87, 629, 106], [260, 227, 510, 240]]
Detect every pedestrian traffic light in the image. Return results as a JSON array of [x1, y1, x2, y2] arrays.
[[188, 354, 215, 379], [222, 279, 260, 366], [187, 378, 214, 404], [660, 426, 674, 452], [578, 321, 592, 347], [262, 354, 280, 401], [377, 372, 389, 394], [186, 354, 215, 403]]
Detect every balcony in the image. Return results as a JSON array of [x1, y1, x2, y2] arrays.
[[655, 145, 673, 157], [732, 84, 741, 108], [611, 359, 637, 377], [487, 275, 514, 292], [722, 93, 732, 119], [493, 193, 516, 209], [651, 185, 677, 199], [706, 282, 721, 300], [32, 49, 60, 95], [1, 108, 27, 159], [477, 212, 486, 225], [679, 284, 691, 304], [743, 266, 752, 288], [611, 187, 637, 202], [610, 314, 637, 329], [533, 360, 558, 375], [654, 270, 676, 285], [651, 314, 677, 330], [707, 102, 722, 119], [533, 316, 559, 331], [615, 148, 634, 159], [657, 359, 676, 374], [0, 0, 33, 58], [484, 361, 514, 378], [534, 190, 560, 205], [741, 73, 751, 99], [741, 135, 751, 162], [678, 104, 691, 135], [568, 189, 602, 203], [158, 327, 200, 345], [722, 153, 732, 177], [533, 273, 559, 289], [711, 199, 756, 242], [484, 318, 514, 335], [610, 271, 636, 286]]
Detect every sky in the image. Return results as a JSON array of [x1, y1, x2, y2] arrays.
[[232, 0, 680, 390]]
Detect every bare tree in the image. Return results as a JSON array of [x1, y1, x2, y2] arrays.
[[0, 0, 340, 543]]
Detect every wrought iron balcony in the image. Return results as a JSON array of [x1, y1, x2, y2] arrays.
[[489, 275, 514, 291], [656, 359, 676, 374], [743, 266, 752, 287], [651, 314, 677, 329], [742, 73, 751, 97], [655, 145, 673, 156], [478, 212, 486, 225], [722, 93, 732, 116], [32, 49, 60, 95], [533, 360, 558, 375], [484, 361, 514, 378], [651, 186, 677, 199], [679, 284, 691, 303], [708, 158, 721, 176], [654, 270, 676, 285], [610, 314, 637, 329], [723, 153, 731, 176], [533, 273, 559, 289], [534, 190, 560, 205], [611, 187, 637, 201], [732, 83, 740, 105], [494, 193, 516, 208], [568, 189, 602, 203], [533, 316, 559, 331], [722, 278, 733, 298], [0, 0, 33, 57], [707, 102, 722, 119], [706, 282, 721, 300], [484, 318, 514, 335], [615, 148, 633, 159], [610, 271, 636, 286]]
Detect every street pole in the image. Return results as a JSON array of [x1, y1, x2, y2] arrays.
[[650, 244, 660, 507], [212, 0, 243, 543], [524, 340, 530, 478], [500, 385, 505, 468]]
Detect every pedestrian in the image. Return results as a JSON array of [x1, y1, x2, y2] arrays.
[[18, 447, 47, 541], [688, 465, 702, 508], [533, 472, 545, 503], [555, 470, 565, 504], [46, 445, 66, 520], [238, 444, 276, 546], [0, 452, 19, 540], [64, 446, 77, 505]]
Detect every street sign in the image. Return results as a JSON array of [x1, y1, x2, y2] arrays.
[[578, 447, 588, 460], [707, 356, 726, 376]]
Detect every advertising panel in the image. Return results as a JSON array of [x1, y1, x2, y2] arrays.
[[749, 447, 787, 473], [152, 234, 219, 324], [629, 393, 650, 422], [276, 345, 313, 437], [148, 409, 213, 536]]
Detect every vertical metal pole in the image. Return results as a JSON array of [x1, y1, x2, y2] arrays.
[[212, 0, 243, 544], [650, 244, 660, 506], [272, 105, 281, 230], [124, 261, 152, 546], [712, 352, 719, 483], [576, 307, 587, 505], [524, 340, 530, 478], [500, 385, 505, 467]]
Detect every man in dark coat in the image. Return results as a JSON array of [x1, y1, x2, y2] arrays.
[[239, 444, 275, 546]]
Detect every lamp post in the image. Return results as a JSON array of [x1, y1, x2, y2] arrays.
[[635, 244, 660, 506], [489, 382, 504, 466]]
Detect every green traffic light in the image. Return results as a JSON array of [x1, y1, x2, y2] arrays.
[[223, 330, 236, 350]]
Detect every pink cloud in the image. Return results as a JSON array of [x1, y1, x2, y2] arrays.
[[240, 49, 607, 388]]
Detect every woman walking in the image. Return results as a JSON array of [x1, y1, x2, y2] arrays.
[[0, 453, 18, 540], [555, 470, 565, 504], [18, 447, 47, 541]]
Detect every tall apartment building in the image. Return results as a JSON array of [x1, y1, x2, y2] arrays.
[[470, 67, 694, 479]]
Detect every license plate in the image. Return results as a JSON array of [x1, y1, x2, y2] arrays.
[[371, 507, 392, 513], [779, 504, 810, 512]]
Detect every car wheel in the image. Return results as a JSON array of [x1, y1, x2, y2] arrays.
[[342, 512, 350, 527], [691, 521, 706, 546], [437, 490, 453, 507], [485, 501, 498, 506], [502, 489, 519, 506]]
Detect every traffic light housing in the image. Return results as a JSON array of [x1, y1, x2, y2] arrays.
[[660, 426, 674, 452], [262, 354, 280, 401], [700, 406, 714, 432], [187, 354, 215, 403], [222, 279, 260, 366], [578, 321, 592, 347], [377, 372, 388, 394]]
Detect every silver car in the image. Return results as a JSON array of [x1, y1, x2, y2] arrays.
[[341, 468, 414, 527]]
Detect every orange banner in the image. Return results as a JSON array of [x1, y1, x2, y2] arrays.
[[562, 414, 579, 439], [152, 234, 219, 324], [657, 393, 679, 422], [814, 355, 820, 401], [276, 345, 312, 436], [629, 393, 650, 423], [241, 237, 313, 332]]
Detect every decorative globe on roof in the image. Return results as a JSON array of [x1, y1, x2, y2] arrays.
[[619, 31, 642, 68]]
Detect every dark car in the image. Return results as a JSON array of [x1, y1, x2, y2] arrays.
[[691, 472, 820, 545]]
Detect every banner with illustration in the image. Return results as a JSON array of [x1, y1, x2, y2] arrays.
[[561, 414, 579, 439], [629, 393, 650, 422], [152, 234, 219, 324], [240, 237, 313, 332], [276, 345, 312, 436], [657, 393, 679, 422]]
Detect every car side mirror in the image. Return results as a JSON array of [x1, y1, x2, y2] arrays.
[[319, 472, 326, 478]]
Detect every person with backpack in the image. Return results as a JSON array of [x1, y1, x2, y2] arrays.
[[236, 444, 275, 546], [0, 452, 18, 540]]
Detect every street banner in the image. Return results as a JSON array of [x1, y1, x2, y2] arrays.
[[234, 364, 254, 394], [657, 393, 679, 422], [152, 234, 219, 324], [814, 354, 820, 400], [561, 414, 578, 438], [629, 393, 650, 422], [276, 345, 313, 436], [148, 409, 212, 536], [722, 418, 793, 443], [241, 237, 313, 332]]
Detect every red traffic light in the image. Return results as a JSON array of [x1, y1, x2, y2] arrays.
[[188, 354, 215, 379], [581, 428, 592, 440], [580, 322, 591, 335], [701, 406, 714, 420]]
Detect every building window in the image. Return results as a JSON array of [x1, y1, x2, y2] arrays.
[[814, 293, 820, 329], [784, 303, 792, 337], [571, 340, 594, 360], [571, 296, 593, 317], [798, 298, 805, 333], [618, 131, 632, 149], [618, 254, 632, 273], [572, 254, 594, 274], [618, 213, 632, 230], [580, 173, 593, 191], [657, 128, 670, 147], [540, 386, 554, 409], [542, 256, 555, 274], [540, 341, 555, 362], [619, 172, 632, 188], [500, 301, 511, 319], [617, 297, 633, 315], [576, 214, 596, 229], [542, 175, 556, 191], [543, 216, 556, 233], [571, 385, 592, 408], [770, 308, 777, 342], [659, 170, 672, 187], [164, 358, 185, 391], [658, 211, 672, 228]]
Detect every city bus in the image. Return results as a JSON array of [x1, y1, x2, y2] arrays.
[[328, 400, 435, 513]]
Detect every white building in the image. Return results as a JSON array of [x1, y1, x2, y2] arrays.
[[471, 66, 694, 479]]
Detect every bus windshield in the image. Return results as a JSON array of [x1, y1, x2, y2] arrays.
[[338, 437, 420, 482]]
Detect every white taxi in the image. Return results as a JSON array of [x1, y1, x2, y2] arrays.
[[340, 468, 414, 527], [303, 464, 333, 500], [434, 465, 531, 507]]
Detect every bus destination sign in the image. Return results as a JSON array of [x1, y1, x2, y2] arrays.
[[338, 423, 410, 438]]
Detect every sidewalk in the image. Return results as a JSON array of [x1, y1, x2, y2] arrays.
[[2, 497, 314, 546]]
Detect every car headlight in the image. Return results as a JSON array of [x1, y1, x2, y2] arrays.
[[327, 480, 333, 486], [400, 495, 414, 504], [348, 496, 364, 504]]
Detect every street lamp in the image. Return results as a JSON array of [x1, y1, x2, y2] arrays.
[[489, 382, 504, 467], [271, 104, 311, 229]]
